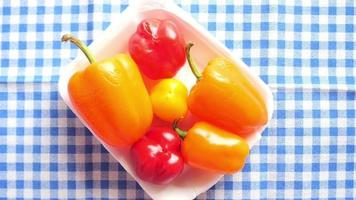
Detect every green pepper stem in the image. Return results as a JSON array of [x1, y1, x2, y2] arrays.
[[172, 119, 188, 139], [61, 33, 96, 64], [186, 43, 202, 80]]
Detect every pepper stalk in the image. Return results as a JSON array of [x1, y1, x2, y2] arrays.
[[172, 119, 188, 139], [61, 33, 96, 64], [185, 43, 202, 80]]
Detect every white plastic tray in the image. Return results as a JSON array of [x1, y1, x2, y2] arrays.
[[58, 0, 274, 199]]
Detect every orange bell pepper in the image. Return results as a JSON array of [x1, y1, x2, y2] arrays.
[[186, 43, 268, 138], [174, 120, 249, 173], [62, 34, 153, 147]]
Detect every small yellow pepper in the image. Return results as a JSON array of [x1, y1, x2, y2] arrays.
[[150, 79, 188, 122]]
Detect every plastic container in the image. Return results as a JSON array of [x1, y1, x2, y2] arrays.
[[58, 0, 274, 199]]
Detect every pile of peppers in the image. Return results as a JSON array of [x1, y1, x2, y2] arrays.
[[62, 18, 268, 185]]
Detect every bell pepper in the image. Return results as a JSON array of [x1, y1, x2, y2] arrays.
[[131, 127, 184, 184], [150, 79, 188, 122], [62, 34, 153, 147], [186, 43, 268, 137], [129, 18, 186, 79], [174, 120, 249, 173]]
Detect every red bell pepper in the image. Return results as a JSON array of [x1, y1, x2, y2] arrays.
[[131, 127, 184, 184], [129, 18, 186, 79]]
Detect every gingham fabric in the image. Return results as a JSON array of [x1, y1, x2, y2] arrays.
[[0, 0, 355, 199]]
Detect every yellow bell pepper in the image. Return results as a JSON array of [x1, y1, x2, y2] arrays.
[[150, 79, 188, 122]]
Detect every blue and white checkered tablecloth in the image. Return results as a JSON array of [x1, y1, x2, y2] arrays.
[[0, 0, 355, 199]]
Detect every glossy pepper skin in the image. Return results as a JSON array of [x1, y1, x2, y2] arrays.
[[186, 43, 268, 137], [150, 79, 188, 122], [131, 127, 184, 184], [175, 120, 249, 173], [62, 34, 153, 147], [129, 18, 186, 79]]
